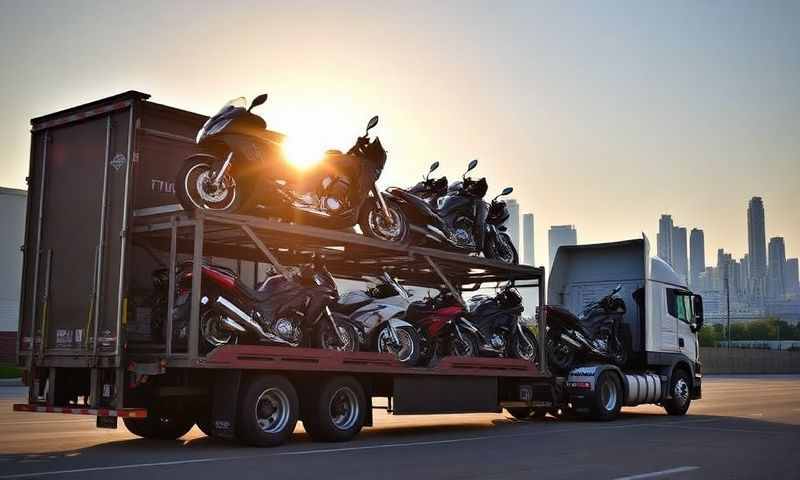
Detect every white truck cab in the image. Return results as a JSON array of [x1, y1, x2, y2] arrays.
[[548, 236, 703, 417]]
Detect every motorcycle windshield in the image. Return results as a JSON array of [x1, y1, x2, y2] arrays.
[[201, 97, 247, 130]]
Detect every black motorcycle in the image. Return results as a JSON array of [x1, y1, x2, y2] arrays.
[[176, 94, 408, 240], [153, 259, 358, 353], [540, 285, 628, 373], [462, 283, 538, 362], [378, 160, 518, 264]]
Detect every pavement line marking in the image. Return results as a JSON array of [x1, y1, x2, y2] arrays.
[[0, 418, 720, 479], [650, 423, 787, 435], [613, 466, 700, 480]]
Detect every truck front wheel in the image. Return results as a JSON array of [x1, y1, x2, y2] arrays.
[[663, 368, 692, 416], [302, 376, 366, 442], [589, 371, 623, 421], [237, 375, 299, 447]]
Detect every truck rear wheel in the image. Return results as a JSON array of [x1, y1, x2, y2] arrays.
[[237, 375, 299, 447], [123, 412, 195, 440], [302, 376, 366, 442], [589, 371, 622, 421], [663, 368, 692, 416]]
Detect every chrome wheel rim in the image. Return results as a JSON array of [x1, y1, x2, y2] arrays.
[[367, 207, 405, 241], [185, 163, 237, 210], [493, 236, 515, 264], [515, 333, 537, 361], [323, 325, 356, 352], [329, 386, 359, 431], [601, 379, 618, 411], [674, 378, 689, 405], [200, 310, 233, 347], [377, 327, 415, 363], [255, 388, 291, 433]]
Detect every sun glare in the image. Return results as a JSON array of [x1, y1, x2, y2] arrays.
[[281, 136, 326, 170]]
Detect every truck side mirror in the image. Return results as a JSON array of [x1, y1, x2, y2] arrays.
[[692, 294, 704, 330]]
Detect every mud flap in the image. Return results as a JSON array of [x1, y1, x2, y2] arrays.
[[211, 369, 241, 439]]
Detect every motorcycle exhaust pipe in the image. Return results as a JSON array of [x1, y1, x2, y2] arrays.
[[215, 296, 296, 346], [560, 332, 584, 349], [219, 316, 247, 334]]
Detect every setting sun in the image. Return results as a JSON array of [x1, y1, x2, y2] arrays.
[[281, 135, 326, 170]]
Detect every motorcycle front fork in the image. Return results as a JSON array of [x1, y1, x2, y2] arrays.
[[325, 306, 348, 346], [373, 186, 393, 219], [212, 152, 234, 186]]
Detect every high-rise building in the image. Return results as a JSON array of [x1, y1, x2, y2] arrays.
[[671, 226, 688, 283], [548, 225, 577, 268], [785, 258, 800, 295], [522, 213, 535, 266], [657, 215, 674, 265], [506, 199, 520, 254], [747, 197, 767, 281], [767, 237, 786, 299], [689, 228, 705, 289]]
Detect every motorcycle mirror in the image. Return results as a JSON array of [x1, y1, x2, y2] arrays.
[[463, 159, 478, 179], [426, 161, 440, 180], [500, 187, 513, 196], [365, 115, 379, 134], [248, 93, 268, 112]]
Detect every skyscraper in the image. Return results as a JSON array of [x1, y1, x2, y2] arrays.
[[657, 215, 674, 265], [506, 199, 520, 254], [747, 197, 767, 281], [522, 213, 535, 266], [767, 237, 786, 299], [689, 228, 705, 289], [671, 226, 688, 283], [548, 225, 577, 268], [785, 258, 800, 295]]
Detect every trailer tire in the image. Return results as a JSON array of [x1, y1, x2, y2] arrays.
[[123, 412, 195, 440], [663, 368, 692, 416], [237, 375, 299, 447], [302, 376, 366, 442], [589, 371, 622, 421]]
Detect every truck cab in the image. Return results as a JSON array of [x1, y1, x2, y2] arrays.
[[548, 236, 703, 416]]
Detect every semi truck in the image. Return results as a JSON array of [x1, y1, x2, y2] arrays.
[[13, 91, 703, 446]]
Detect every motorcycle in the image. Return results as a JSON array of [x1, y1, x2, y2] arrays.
[[463, 283, 538, 363], [406, 161, 449, 207], [376, 160, 519, 264], [175, 94, 409, 241], [157, 259, 358, 353], [333, 272, 421, 365], [405, 290, 481, 365], [539, 285, 629, 373]]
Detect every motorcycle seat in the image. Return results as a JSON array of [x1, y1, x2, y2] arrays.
[[234, 275, 291, 303], [333, 298, 372, 315]]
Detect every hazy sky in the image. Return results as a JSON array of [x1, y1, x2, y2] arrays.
[[1, 0, 798, 266]]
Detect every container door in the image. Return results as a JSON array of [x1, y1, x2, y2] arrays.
[[27, 109, 133, 357]]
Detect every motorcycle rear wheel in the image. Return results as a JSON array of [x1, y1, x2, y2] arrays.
[[176, 157, 243, 213]]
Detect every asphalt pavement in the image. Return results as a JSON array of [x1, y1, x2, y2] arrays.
[[0, 375, 798, 480]]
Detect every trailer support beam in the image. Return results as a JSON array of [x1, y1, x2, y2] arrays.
[[240, 224, 291, 280], [424, 256, 466, 307]]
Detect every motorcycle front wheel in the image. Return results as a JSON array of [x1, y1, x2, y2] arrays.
[[546, 336, 575, 373], [318, 321, 359, 353], [447, 330, 480, 357], [358, 198, 409, 243], [376, 325, 421, 366], [484, 232, 519, 264], [511, 327, 539, 363], [176, 157, 243, 213]]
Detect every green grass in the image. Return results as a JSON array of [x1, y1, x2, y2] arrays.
[[0, 364, 22, 379]]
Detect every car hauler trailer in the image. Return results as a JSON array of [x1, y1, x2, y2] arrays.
[[13, 91, 701, 446]]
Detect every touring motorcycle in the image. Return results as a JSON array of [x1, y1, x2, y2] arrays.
[[175, 94, 407, 238], [377, 160, 518, 264], [333, 273, 421, 365], [154, 260, 358, 353], [463, 283, 538, 363], [406, 161, 449, 207], [539, 285, 629, 373]]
